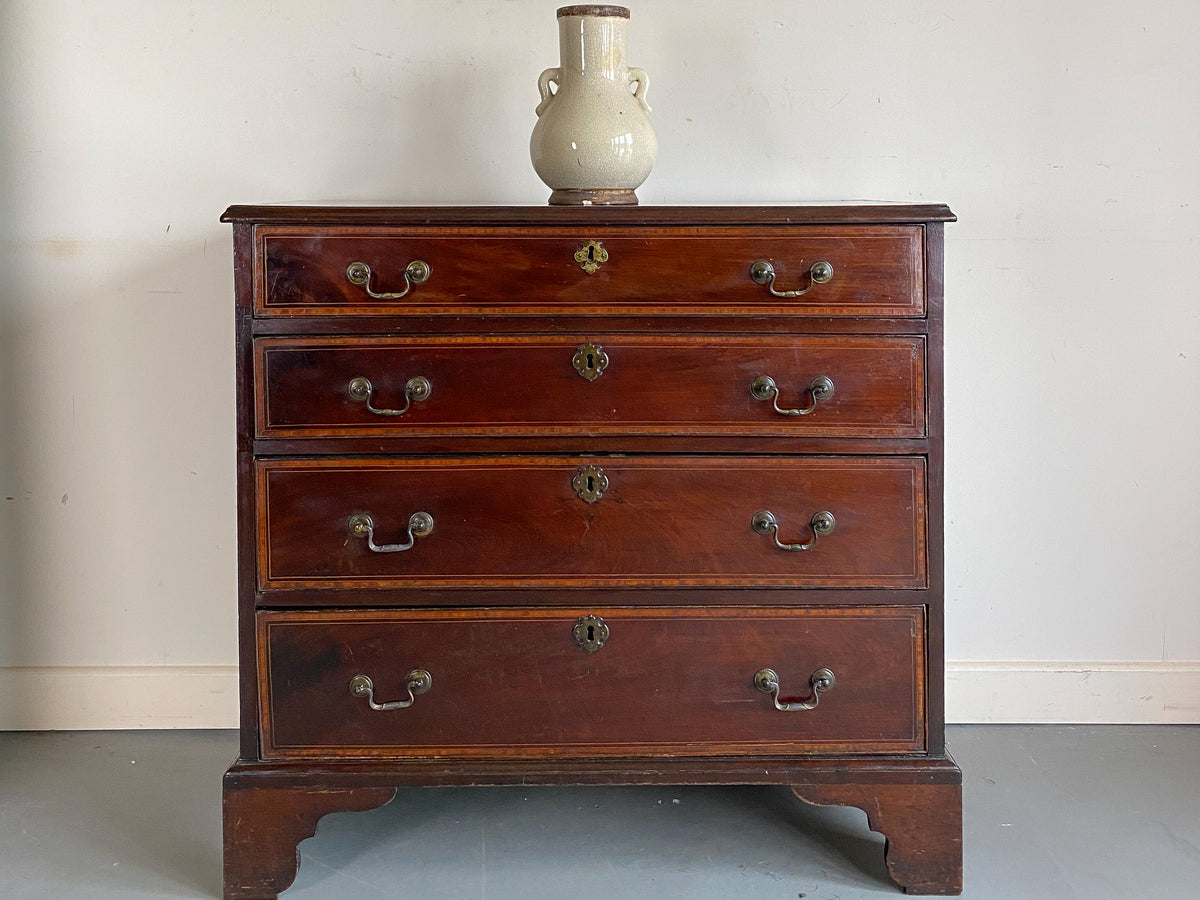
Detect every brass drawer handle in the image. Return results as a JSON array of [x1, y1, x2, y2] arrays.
[[348, 512, 434, 553], [349, 671, 432, 711], [751, 509, 836, 551], [347, 375, 431, 417], [749, 259, 834, 298], [754, 667, 836, 711], [346, 259, 431, 300], [750, 374, 835, 416]]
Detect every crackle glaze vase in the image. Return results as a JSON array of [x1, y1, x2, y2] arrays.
[[530, 5, 657, 205]]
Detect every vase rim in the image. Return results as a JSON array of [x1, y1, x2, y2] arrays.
[[557, 5, 630, 19]]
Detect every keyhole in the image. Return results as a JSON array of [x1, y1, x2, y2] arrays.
[[586, 353, 594, 369], [586, 625, 596, 643], [586, 475, 595, 492], [587, 245, 596, 262]]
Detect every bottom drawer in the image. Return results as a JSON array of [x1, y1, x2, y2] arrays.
[[258, 607, 926, 759]]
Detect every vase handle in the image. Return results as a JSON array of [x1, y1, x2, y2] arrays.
[[628, 67, 651, 114], [536, 67, 561, 117]]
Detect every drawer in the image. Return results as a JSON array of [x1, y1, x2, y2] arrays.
[[255, 335, 925, 439], [255, 225, 924, 317], [257, 456, 926, 590], [258, 606, 927, 759]]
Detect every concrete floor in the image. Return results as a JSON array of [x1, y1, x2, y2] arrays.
[[0, 726, 1196, 899]]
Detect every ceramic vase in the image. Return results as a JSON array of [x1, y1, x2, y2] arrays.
[[530, 5, 657, 205]]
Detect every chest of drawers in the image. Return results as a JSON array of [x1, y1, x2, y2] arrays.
[[221, 205, 962, 898]]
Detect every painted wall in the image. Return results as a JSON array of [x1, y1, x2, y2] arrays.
[[1, 1, 1197, 727]]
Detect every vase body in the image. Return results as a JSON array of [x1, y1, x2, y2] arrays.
[[530, 5, 657, 205]]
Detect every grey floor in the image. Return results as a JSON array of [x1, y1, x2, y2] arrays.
[[0, 727, 1196, 899]]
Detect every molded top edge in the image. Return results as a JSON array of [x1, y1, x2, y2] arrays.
[[220, 204, 956, 226]]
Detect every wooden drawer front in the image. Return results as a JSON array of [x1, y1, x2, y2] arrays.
[[256, 335, 925, 439], [256, 226, 924, 317], [257, 456, 926, 590], [258, 606, 926, 759]]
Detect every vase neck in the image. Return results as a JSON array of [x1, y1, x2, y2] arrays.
[[558, 14, 628, 81]]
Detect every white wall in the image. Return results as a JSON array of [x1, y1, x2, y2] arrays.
[[1, 0, 1196, 728]]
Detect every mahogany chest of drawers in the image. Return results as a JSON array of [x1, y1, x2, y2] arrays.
[[221, 204, 962, 897]]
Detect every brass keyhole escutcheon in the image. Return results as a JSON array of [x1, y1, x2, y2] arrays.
[[574, 240, 608, 274], [573, 615, 609, 652], [572, 342, 609, 381], [572, 465, 608, 503]]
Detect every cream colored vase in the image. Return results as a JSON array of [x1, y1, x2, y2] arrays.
[[530, 5, 657, 205]]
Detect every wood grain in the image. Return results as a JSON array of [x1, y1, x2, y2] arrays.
[[224, 203, 958, 897], [255, 226, 924, 318], [256, 455, 927, 590], [255, 334, 925, 439], [792, 780, 963, 894], [257, 606, 926, 759], [222, 777, 395, 900], [220, 754, 960, 897]]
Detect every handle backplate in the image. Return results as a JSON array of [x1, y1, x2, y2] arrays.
[[348, 511, 434, 553], [751, 374, 835, 416], [347, 375, 431, 416], [752, 509, 836, 552], [346, 260, 431, 300], [749, 259, 834, 298], [349, 670, 432, 711], [754, 667, 836, 711]]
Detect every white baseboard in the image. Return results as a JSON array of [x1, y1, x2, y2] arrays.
[[0, 666, 239, 731], [946, 661, 1200, 724], [0, 662, 1196, 730]]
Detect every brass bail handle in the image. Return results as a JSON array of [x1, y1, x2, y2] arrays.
[[348, 375, 432, 417], [754, 667, 836, 711], [749, 259, 834, 298], [751, 374, 835, 416], [346, 259, 431, 300], [751, 509, 836, 552], [349, 670, 432, 711], [348, 512, 434, 553]]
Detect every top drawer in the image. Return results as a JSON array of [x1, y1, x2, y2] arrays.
[[255, 225, 925, 318]]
